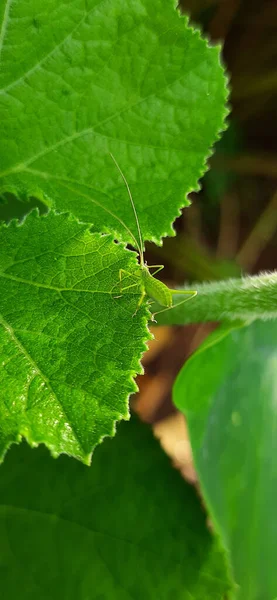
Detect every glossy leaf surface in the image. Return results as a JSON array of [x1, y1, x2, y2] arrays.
[[0, 211, 149, 462], [174, 321, 277, 600]]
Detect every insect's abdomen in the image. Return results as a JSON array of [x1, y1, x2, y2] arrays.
[[143, 269, 172, 307]]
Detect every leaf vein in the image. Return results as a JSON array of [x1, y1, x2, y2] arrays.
[[0, 0, 13, 65], [0, 314, 86, 451], [0, 0, 107, 95]]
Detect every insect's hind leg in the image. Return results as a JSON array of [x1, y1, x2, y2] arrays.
[[153, 290, 197, 318]]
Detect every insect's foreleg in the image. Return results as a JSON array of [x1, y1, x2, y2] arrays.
[[116, 279, 146, 317], [114, 283, 139, 299], [153, 290, 197, 318], [132, 287, 146, 317], [147, 265, 164, 277], [113, 283, 140, 298], [119, 268, 131, 293], [113, 269, 138, 298]]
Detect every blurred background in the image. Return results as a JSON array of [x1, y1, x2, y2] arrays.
[[135, 0, 277, 482]]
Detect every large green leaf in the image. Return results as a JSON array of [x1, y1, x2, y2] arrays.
[[0, 0, 228, 245], [0, 416, 231, 599], [174, 321, 277, 600], [0, 210, 150, 463]]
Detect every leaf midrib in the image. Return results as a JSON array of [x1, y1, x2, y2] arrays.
[[0, 64, 196, 182], [0, 272, 122, 294], [0, 315, 86, 452], [0, 503, 227, 584]]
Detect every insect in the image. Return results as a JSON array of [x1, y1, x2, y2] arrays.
[[110, 153, 197, 320]]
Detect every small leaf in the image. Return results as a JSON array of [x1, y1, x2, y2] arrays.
[[0, 210, 149, 463], [0, 0, 228, 244], [0, 416, 231, 599], [174, 321, 277, 600]]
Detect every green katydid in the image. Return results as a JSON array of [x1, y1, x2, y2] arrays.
[[56, 154, 197, 319], [109, 153, 197, 320]]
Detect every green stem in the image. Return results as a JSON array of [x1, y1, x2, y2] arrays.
[[154, 271, 277, 326]]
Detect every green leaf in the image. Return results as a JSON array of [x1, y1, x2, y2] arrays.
[[174, 321, 277, 600], [0, 0, 228, 245], [0, 210, 150, 463], [0, 416, 231, 599]]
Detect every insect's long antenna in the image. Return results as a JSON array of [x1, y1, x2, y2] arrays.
[[56, 179, 141, 254], [110, 153, 144, 266]]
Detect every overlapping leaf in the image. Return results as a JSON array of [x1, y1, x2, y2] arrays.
[[0, 210, 149, 462], [0, 416, 231, 599], [0, 0, 228, 244]]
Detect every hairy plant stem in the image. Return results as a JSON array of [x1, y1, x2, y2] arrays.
[[154, 271, 277, 326]]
